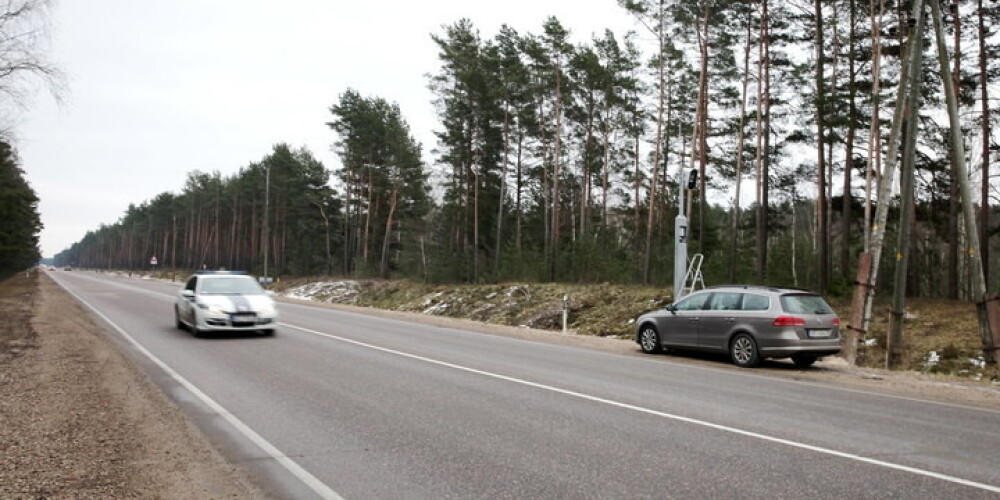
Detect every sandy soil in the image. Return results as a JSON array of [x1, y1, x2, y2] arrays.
[[0, 271, 271, 499]]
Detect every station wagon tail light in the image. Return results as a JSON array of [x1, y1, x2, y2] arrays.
[[773, 316, 806, 327], [832, 318, 840, 326]]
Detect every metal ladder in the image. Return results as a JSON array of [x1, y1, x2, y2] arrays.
[[682, 253, 706, 296]]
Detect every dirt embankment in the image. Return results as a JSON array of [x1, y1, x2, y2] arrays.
[[0, 271, 270, 499]]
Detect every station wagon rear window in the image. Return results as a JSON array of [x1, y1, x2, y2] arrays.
[[780, 294, 834, 315]]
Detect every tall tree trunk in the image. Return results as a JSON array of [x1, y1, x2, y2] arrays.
[[634, 113, 642, 262], [495, 102, 511, 280], [730, 13, 753, 283], [865, 0, 886, 254], [842, 0, 858, 280], [949, 3, 963, 298], [380, 187, 398, 278], [643, 0, 666, 284], [695, 4, 711, 251], [362, 167, 372, 262], [551, 59, 563, 281], [516, 134, 524, 258], [756, 0, 771, 283], [581, 94, 595, 240], [815, 0, 830, 292], [601, 102, 612, 239], [978, 0, 991, 290]]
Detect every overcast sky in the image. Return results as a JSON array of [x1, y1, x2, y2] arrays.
[[18, 0, 639, 258]]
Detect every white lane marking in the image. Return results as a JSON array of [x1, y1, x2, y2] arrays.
[[54, 271, 1000, 493], [50, 274, 344, 500], [276, 301, 1000, 416], [72, 273, 1000, 417], [282, 321, 1000, 494]]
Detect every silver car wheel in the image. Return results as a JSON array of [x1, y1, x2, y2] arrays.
[[731, 334, 759, 367], [639, 325, 661, 354]]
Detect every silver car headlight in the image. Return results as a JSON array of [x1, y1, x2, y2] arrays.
[[197, 302, 226, 315]]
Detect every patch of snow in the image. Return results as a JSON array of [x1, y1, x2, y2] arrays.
[[506, 285, 530, 299], [921, 351, 941, 372], [423, 302, 451, 315], [969, 357, 986, 369], [282, 281, 361, 303], [471, 303, 496, 316], [863, 338, 878, 346]]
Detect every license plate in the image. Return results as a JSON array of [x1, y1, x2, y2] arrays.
[[808, 329, 832, 338], [231, 314, 255, 323]]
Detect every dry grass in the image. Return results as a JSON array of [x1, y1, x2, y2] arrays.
[[832, 297, 989, 376], [0, 271, 37, 359]]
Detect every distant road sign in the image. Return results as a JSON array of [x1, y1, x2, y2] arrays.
[[150, 256, 158, 265]]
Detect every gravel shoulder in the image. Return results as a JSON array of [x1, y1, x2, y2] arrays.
[[0, 271, 271, 499]]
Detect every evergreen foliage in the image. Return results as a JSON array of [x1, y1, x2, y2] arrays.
[[53, 2, 1000, 300], [0, 140, 41, 278]]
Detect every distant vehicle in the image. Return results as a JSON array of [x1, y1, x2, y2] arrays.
[[63, 266, 72, 271], [635, 285, 841, 368], [174, 271, 277, 337]]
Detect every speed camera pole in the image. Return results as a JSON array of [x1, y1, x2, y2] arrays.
[[674, 194, 687, 301], [674, 169, 697, 301]]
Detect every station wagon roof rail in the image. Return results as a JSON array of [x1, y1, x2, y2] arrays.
[[704, 284, 813, 293]]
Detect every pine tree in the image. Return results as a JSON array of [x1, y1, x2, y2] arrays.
[[0, 140, 41, 277]]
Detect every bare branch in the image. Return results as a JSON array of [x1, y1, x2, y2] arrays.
[[0, 0, 65, 127]]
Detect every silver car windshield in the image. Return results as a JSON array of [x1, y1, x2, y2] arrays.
[[780, 294, 833, 314], [199, 277, 264, 295]]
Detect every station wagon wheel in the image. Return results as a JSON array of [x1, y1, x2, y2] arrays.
[[730, 333, 760, 367], [638, 324, 662, 354]]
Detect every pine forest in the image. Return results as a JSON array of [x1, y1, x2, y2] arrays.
[[53, 0, 1000, 306]]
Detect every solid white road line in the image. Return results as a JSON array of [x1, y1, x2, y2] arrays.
[[50, 274, 344, 500], [77, 272, 1000, 416], [283, 321, 1000, 495], [53, 271, 1000, 494]]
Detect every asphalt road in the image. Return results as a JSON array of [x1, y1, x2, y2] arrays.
[[49, 270, 1000, 499]]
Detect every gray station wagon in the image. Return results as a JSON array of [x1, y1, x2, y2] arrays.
[[635, 285, 842, 368]]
